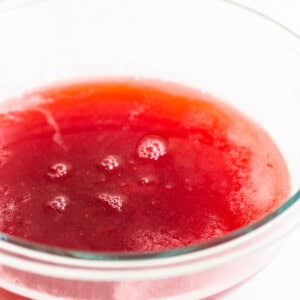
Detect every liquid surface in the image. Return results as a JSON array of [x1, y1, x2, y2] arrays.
[[0, 80, 290, 253]]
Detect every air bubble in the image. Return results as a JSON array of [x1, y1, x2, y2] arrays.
[[47, 163, 69, 179], [136, 135, 167, 160], [96, 193, 126, 212], [184, 178, 194, 191], [128, 106, 144, 121], [164, 182, 175, 190], [0, 149, 11, 167], [99, 173, 107, 182], [200, 212, 228, 240], [45, 195, 70, 212], [21, 193, 31, 203], [138, 175, 157, 186], [100, 155, 120, 171]]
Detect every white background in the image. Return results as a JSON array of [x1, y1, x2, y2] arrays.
[[225, 3, 300, 300], [0, 1, 299, 299]]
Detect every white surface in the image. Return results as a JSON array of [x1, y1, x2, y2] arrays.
[[224, 3, 300, 300], [234, 0, 300, 33], [0, 1, 299, 299], [223, 230, 300, 300]]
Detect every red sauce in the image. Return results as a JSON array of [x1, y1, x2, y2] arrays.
[[0, 80, 290, 253]]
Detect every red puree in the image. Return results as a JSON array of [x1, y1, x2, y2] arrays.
[[0, 80, 289, 253]]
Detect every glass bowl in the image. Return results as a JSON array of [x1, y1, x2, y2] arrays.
[[0, 0, 299, 299]]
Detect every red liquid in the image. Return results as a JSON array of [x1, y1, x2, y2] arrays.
[[0, 80, 289, 253]]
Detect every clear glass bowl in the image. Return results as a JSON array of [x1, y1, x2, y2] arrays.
[[0, 0, 299, 299]]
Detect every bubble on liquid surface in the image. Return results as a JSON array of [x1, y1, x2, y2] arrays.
[[100, 155, 121, 171], [45, 195, 70, 212], [136, 135, 167, 160], [138, 175, 157, 186], [97, 193, 126, 212], [127, 229, 185, 252], [198, 210, 229, 241], [164, 182, 175, 190], [128, 106, 144, 121], [184, 178, 194, 191], [47, 163, 69, 179], [0, 149, 11, 167], [21, 193, 31, 203]]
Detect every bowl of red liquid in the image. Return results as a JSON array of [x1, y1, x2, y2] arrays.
[[0, 0, 299, 299]]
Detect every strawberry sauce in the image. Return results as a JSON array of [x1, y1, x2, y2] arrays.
[[0, 80, 290, 253]]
